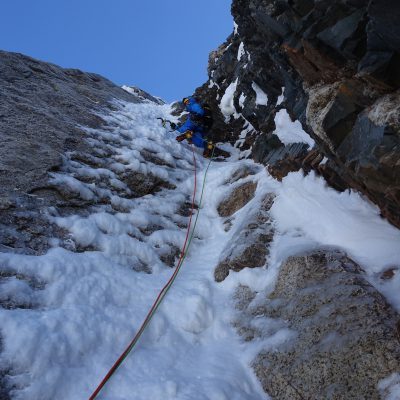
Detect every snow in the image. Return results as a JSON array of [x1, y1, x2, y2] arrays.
[[270, 172, 400, 274], [252, 82, 268, 106], [276, 87, 284, 105], [1, 99, 400, 400], [121, 85, 138, 95], [237, 42, 245, 61], [273, 109, 315, 148], [379, 373, 400, 400], [219, 78, 239, 122], [239, 92, 246, 108], [208, 79, 220, 90]]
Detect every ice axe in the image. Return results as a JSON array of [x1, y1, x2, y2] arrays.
[[157, 118, 176, 131]]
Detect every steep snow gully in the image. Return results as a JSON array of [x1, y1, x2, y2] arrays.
[[1, 100, 400, 399]]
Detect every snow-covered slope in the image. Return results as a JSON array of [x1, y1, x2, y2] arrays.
[[1, 101, 400, 399]]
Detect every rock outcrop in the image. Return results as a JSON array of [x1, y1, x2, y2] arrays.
[[0, 51, 159, 256], [234, 250, 400, 399], [195, 0, 400, 229], [215, 192, 275, 282]]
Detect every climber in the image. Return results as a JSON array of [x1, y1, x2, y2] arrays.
[[170, 96, 230, 159]]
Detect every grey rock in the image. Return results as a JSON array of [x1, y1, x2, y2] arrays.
[[122, 86, 165, 105], [247, 250, 400, 399], [215, 193, 275, 282], [0, 50, 139, 197], [0, 50, 145, 255], [217, 181, 258, 218]]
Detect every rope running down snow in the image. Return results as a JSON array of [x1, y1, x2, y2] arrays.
[[88, 145, 214, 399]]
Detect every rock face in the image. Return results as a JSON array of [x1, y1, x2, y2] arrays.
[[195, 0, 400, 229], [235, 250, 400, 399], [217, 180, 258, 217], [0, 51, 148, 255], [215, 193, 275, 281]]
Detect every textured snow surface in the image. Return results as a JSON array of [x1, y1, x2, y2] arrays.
[[1, 101, 399, 399]]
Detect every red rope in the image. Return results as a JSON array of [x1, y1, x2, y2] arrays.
[[88, 145, 198, 400]]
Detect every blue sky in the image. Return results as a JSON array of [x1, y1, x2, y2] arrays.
[[0, 0, 233, 102]]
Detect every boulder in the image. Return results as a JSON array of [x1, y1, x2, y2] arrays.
[[217, 181, 258, 218], [239, 250, 400, 399]]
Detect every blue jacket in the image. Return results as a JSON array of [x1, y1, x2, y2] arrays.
[[176, 117, 204, 134], [177, 118, 206, 148], [184, 97, 205, 116], [176, 97, 207, 148]]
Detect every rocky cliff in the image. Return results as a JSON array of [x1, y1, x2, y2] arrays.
[[195, 0, 400, 229]]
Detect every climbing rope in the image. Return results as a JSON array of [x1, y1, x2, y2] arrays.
[[88, 145, 214, 400]]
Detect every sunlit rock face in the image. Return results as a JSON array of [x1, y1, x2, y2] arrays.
[[195, 0, 400, 229], [0, 50, 144, 255], [236, 250, 400, 400]]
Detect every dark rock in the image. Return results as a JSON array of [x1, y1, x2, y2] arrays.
[[227, 165, 258, 183], [177, 201, 199, 217], [121, 171, 176, 198], [317, 9, 366, 59], [159, 244, 181, 268], [140, 149, 175, 168], [265, 142, 310, 180], [194, 0, 400, 229], [359, 0, 400, 86], [380, 267, 398, 281], [0, 353, 11, 400]]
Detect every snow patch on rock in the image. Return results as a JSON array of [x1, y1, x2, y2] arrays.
[[219, 78, 239, 122], [252, 82, 268, 106], [273, 109, 315, 148]]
